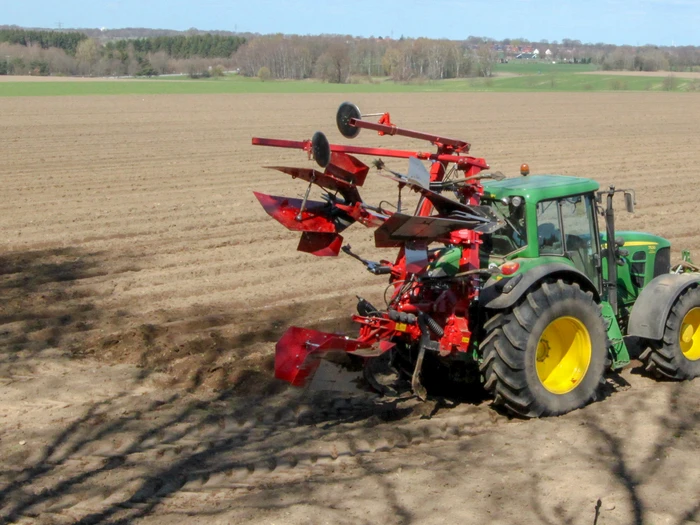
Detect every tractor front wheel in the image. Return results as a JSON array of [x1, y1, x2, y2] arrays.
[[641, 286, 700, 379], [480, 280, 608, 418]]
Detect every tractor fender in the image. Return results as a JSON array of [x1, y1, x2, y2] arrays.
[[482, 262, 599, 310], [627, 272, 700, 341]]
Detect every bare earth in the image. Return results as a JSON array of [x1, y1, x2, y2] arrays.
[[2, 93, 700, 525]]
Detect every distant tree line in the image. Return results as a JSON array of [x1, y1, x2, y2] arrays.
[[0, 32, 245, 77], [3, 27, 700, 81], [234, 34, 700, 83], [0, 28, 87, 55], [105, 34, 246, 59], [234, 35, 488, 82]]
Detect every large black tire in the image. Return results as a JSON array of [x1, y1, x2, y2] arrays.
[[480, 280, 608, 418], [640, 286, 700, 380]]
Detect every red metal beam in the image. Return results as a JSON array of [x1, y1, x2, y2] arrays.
[[252, 137, 489, 170], [349, 118, 470, 152]]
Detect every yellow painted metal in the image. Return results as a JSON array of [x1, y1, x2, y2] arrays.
[[535, 316, 592, 394], [601, 241, 657, 248], [679, 308, 700, 361], [622, 241, 658, 247]]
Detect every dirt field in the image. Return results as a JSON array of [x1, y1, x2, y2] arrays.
[[2, 92, 700, 524]]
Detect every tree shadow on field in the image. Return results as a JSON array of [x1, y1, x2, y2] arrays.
[[0, 246, 426, 523], [525, 380, 700, 525], [589, 382, 700, 525], [10, 246, 700, 523], [0, 247, 106, 376], [0, 381, 422, 524]]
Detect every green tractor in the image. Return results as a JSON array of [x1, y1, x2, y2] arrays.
[[256, 103, 700, 418], [477, 174, 700, 416]]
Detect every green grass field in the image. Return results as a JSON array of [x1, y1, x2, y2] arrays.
[[494, 61, 598, 75], [0, 63, 697, 96]]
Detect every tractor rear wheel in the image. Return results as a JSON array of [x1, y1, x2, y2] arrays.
[[640, 286, 700, 379], [480, 280, 608, 418]]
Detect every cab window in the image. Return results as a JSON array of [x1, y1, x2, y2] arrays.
[[536, 200, 562, 255], [482, 198, 527, 256], [537, 195, 599, 286]]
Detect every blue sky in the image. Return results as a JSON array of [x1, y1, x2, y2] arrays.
[[2, 0, 700, 46]]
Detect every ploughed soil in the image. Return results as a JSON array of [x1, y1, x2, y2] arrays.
[[2, 92, 700, 524]]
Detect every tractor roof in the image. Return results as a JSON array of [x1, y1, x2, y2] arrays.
[[482, 175, 599, 202]]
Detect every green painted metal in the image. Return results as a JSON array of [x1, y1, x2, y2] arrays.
[[482, 175, 600, 203], [601, 301, 630, 369], [495, 255, 580, 276], [428, 246, 462, 277], [600, 231, 671, 307]]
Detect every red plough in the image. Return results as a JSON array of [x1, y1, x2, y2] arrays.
[[252, 103, 504, 398]]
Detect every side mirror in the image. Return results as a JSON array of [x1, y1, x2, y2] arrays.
[[624, 191, 635, 213]]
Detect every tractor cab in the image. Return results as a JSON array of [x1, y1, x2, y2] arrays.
[[481, 174, 671, 314], [482, 175, 603, 289]]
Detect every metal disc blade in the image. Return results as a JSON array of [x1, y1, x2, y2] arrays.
[[312, 131, 331, 168], [336, 102, 361, 139]]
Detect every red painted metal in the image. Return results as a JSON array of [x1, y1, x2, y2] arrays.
[[377, 112, 392, 136], [297, 232, 343, 256], [275, 327, 367, 386], [253, 192, 338, 233], [439, 315, 472, 356], [350, 118, 470, 153], [252, 137, 489, 171], [275, 318, 411, 386], [334, 202, 388, 228], [268, 166, 362, 203], [251, 137, 310, 151], [325, 152, 370, 187]]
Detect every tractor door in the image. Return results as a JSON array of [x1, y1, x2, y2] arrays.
[[536, 193, 602, 291]]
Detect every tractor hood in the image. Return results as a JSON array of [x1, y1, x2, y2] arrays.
[[601, 231, 671, 249]]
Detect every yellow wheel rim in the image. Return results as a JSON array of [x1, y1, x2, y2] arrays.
[[679, 308, 700, 361], [535, 316, 592, 395]]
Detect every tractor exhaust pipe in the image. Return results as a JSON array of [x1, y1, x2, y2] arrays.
[[600, 186, 635, 316], [605, 187, 619, 316]]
